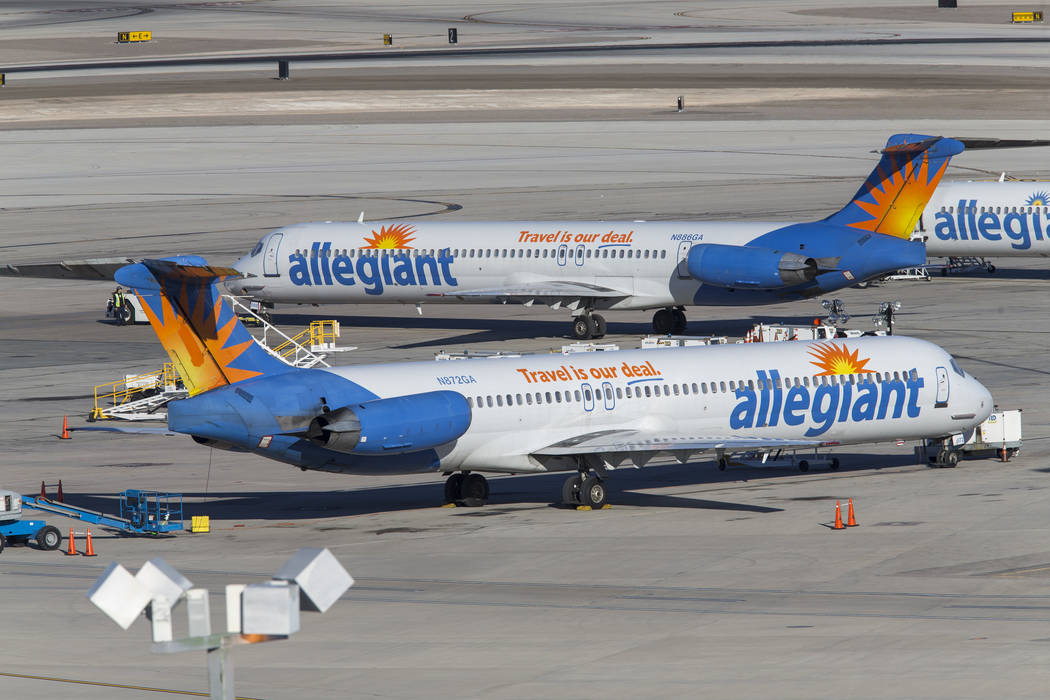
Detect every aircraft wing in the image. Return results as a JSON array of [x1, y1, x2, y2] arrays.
[[427, 280, 629, 301], [0, 258, 138, 281], [533, 429, 822, 456]]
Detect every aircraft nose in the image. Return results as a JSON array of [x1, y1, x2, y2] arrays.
[[972, 378, 994, 423]]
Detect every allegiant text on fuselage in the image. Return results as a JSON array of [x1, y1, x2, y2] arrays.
[[932, 199, 1047, 250], [288, 242, 458, 295], [730, 369, 924, 437]]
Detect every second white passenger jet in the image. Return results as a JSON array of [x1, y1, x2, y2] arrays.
[[226, 134, 964, 339]]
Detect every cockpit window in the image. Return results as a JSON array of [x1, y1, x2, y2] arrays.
[[949, 358, 966, 378], [250, 240, 264, 257]]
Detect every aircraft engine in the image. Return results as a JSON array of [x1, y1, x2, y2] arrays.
[[305, 390, 471, 455], [687, 243, 819, 289]]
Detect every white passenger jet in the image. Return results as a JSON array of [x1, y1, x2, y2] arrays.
[[78, 256, 994, 508], [225, 134, 963, 339]]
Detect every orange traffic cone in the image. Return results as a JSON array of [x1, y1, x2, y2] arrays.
[[40, 480, 47, 500], [57, 480, 64, 503], [59, 416, 71, 440], [65, 528, 77, 556], [833, 501, 844, 530], [83, 529, 97, 557], [846, 498, 858, 527]]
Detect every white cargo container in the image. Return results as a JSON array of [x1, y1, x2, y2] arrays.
[[924, 408, 1022, 466]]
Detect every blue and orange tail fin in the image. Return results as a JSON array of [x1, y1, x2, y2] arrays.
[[824, 133, 965, 239], [115, 256, 289, 396]]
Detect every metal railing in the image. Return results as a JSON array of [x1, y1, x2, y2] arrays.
[[92, 363, 184, 421]]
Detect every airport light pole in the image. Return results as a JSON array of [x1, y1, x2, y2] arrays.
[[821, 298, 850, 327], [87, 548, 353, 700], [873, 300, 902, 335]]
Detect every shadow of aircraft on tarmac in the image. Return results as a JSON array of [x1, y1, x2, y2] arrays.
[[60, 452, 934, 531]]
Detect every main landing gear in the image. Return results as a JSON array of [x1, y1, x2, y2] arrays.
[[652, 307, 687, 335], [561, 471, 608, 509], [444, 471, 489, 506], [571, 313, 607, 340]]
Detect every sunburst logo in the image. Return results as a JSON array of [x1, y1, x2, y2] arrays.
[[808, 342, 875, 376], [850, 150, 948, 239], [361, 224, 416, 249], [1026, 191, 1049, 206], [135, 286, 262, 396]]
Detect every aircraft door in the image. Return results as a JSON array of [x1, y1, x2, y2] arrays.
[[574, 244, 585, 267], [601, 381, 615, 410], [263, 232, 284, 277], [557, 244, 568, 266], [676, 240, 692, 279], [935, 366, 949, 407], [582, 382, 595, 411]]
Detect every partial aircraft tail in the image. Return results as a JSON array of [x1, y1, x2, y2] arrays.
[[115, 256, 290, 396], [823, 133, 965, 239]]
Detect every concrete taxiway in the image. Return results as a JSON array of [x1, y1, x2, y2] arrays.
[[2, 2, 1050, 698]]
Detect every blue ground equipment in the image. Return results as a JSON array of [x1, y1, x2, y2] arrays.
[[0, 490, 63, 552], [20, 489, 183, 535]]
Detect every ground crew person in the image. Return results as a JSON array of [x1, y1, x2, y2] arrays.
[[112, 286, 126, 325]]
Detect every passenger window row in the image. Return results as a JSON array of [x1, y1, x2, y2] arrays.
[[939, 205, 1045, 215], [295, 247, 669, 260], [465, 370, 919, 410]]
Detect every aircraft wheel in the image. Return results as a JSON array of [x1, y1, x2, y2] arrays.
[[561, 474, 582, 505], [944, 451, 959, 468], [592, 314, 607, 338], [116, 300, 135, 325], [798, 459, 809, 472], [987, 264, 997, 274], [443, 473, 464, 503], [671, 309, 687, 334], [579, 475, 607, 509], [572, 315, 596, 340], [36, 525, 61, 551], [461, 473, 489, 504], [830, 457, 840, 471], [652, 309, 673, 334], [717, 457, 728, 471]]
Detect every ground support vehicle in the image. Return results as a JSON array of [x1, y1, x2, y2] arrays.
[[0, 490, 62, 553], [21, 489, 184, 535], [925, 409, 1022, 467]]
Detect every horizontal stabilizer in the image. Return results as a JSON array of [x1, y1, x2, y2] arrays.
[[114, 257, 242, 291]]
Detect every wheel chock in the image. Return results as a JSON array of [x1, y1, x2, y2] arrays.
[[440, 502, 457, 508], [601, 503, 612, 510], [576, 505, 592, 511]]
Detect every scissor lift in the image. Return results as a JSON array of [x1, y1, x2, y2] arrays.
[[20, 489, 183, 535]]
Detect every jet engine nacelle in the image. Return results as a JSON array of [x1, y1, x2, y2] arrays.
[[687, 243, 818, 289], [305, 390, 471, 455]]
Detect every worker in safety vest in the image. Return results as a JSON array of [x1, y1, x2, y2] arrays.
[[112, 286, 126, 325]]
